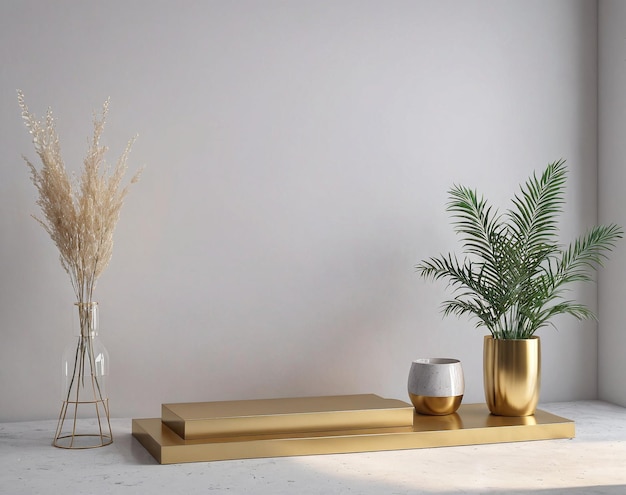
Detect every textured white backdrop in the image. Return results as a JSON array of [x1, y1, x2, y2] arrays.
[[0, 0, 609, 421]]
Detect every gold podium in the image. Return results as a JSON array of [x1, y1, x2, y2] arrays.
[[132, 394, 574, 464]]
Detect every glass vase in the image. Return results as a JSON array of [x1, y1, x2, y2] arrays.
[[53, 301, 113, 448]]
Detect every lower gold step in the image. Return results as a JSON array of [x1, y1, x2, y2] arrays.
[[132, 403, 575, 464]]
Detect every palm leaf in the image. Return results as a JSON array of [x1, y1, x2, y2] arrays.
[[556, 224, 623, 284], [507, 160, 566, 250]]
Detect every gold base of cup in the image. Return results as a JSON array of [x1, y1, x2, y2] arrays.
[[409, 394, 464, 415]]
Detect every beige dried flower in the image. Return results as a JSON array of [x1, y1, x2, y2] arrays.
[[18, 90, 141, 303]]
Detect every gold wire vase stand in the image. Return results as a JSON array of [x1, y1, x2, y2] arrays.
[[53, 302, 113, 449]]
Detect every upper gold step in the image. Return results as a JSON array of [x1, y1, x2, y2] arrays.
[[162, 394, 414, 439]]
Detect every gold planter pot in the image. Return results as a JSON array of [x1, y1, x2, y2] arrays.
[[483, 336, 541, 417]]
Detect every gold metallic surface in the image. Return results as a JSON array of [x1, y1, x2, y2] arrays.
[[409, 394, 463, 415], [483, 336, 541, 416], [162, 394, 414, 440], [132, 401, 574, 464]]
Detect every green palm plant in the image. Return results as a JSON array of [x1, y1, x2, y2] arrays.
[[416, 160, 623, 340]]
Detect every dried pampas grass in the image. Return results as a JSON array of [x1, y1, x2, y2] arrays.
[[18, 91, 141, 303]]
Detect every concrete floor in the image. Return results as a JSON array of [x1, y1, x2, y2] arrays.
[[1, 401, 625, 494]]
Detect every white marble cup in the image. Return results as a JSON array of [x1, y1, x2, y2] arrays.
[[408, 358, 464, 415]]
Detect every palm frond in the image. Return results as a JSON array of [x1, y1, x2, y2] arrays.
[[556, 224, 623, 284], [441, 299, 493, 329], [507, 159, 566, 250], [446, 185, 502, 264]]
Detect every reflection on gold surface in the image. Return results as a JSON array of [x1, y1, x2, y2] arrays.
[[414, 411, 464, 429], [409, 393, 463, 415], [485, 412, 537, 427], [483, 336, 541, 416], [133, 398, 574, 464]]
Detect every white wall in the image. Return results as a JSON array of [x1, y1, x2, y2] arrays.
[[0, 0, 601, 422], [599, 0, 626, 407]]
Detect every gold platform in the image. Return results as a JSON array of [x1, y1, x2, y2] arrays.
[[132, 395, 575, 464]]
